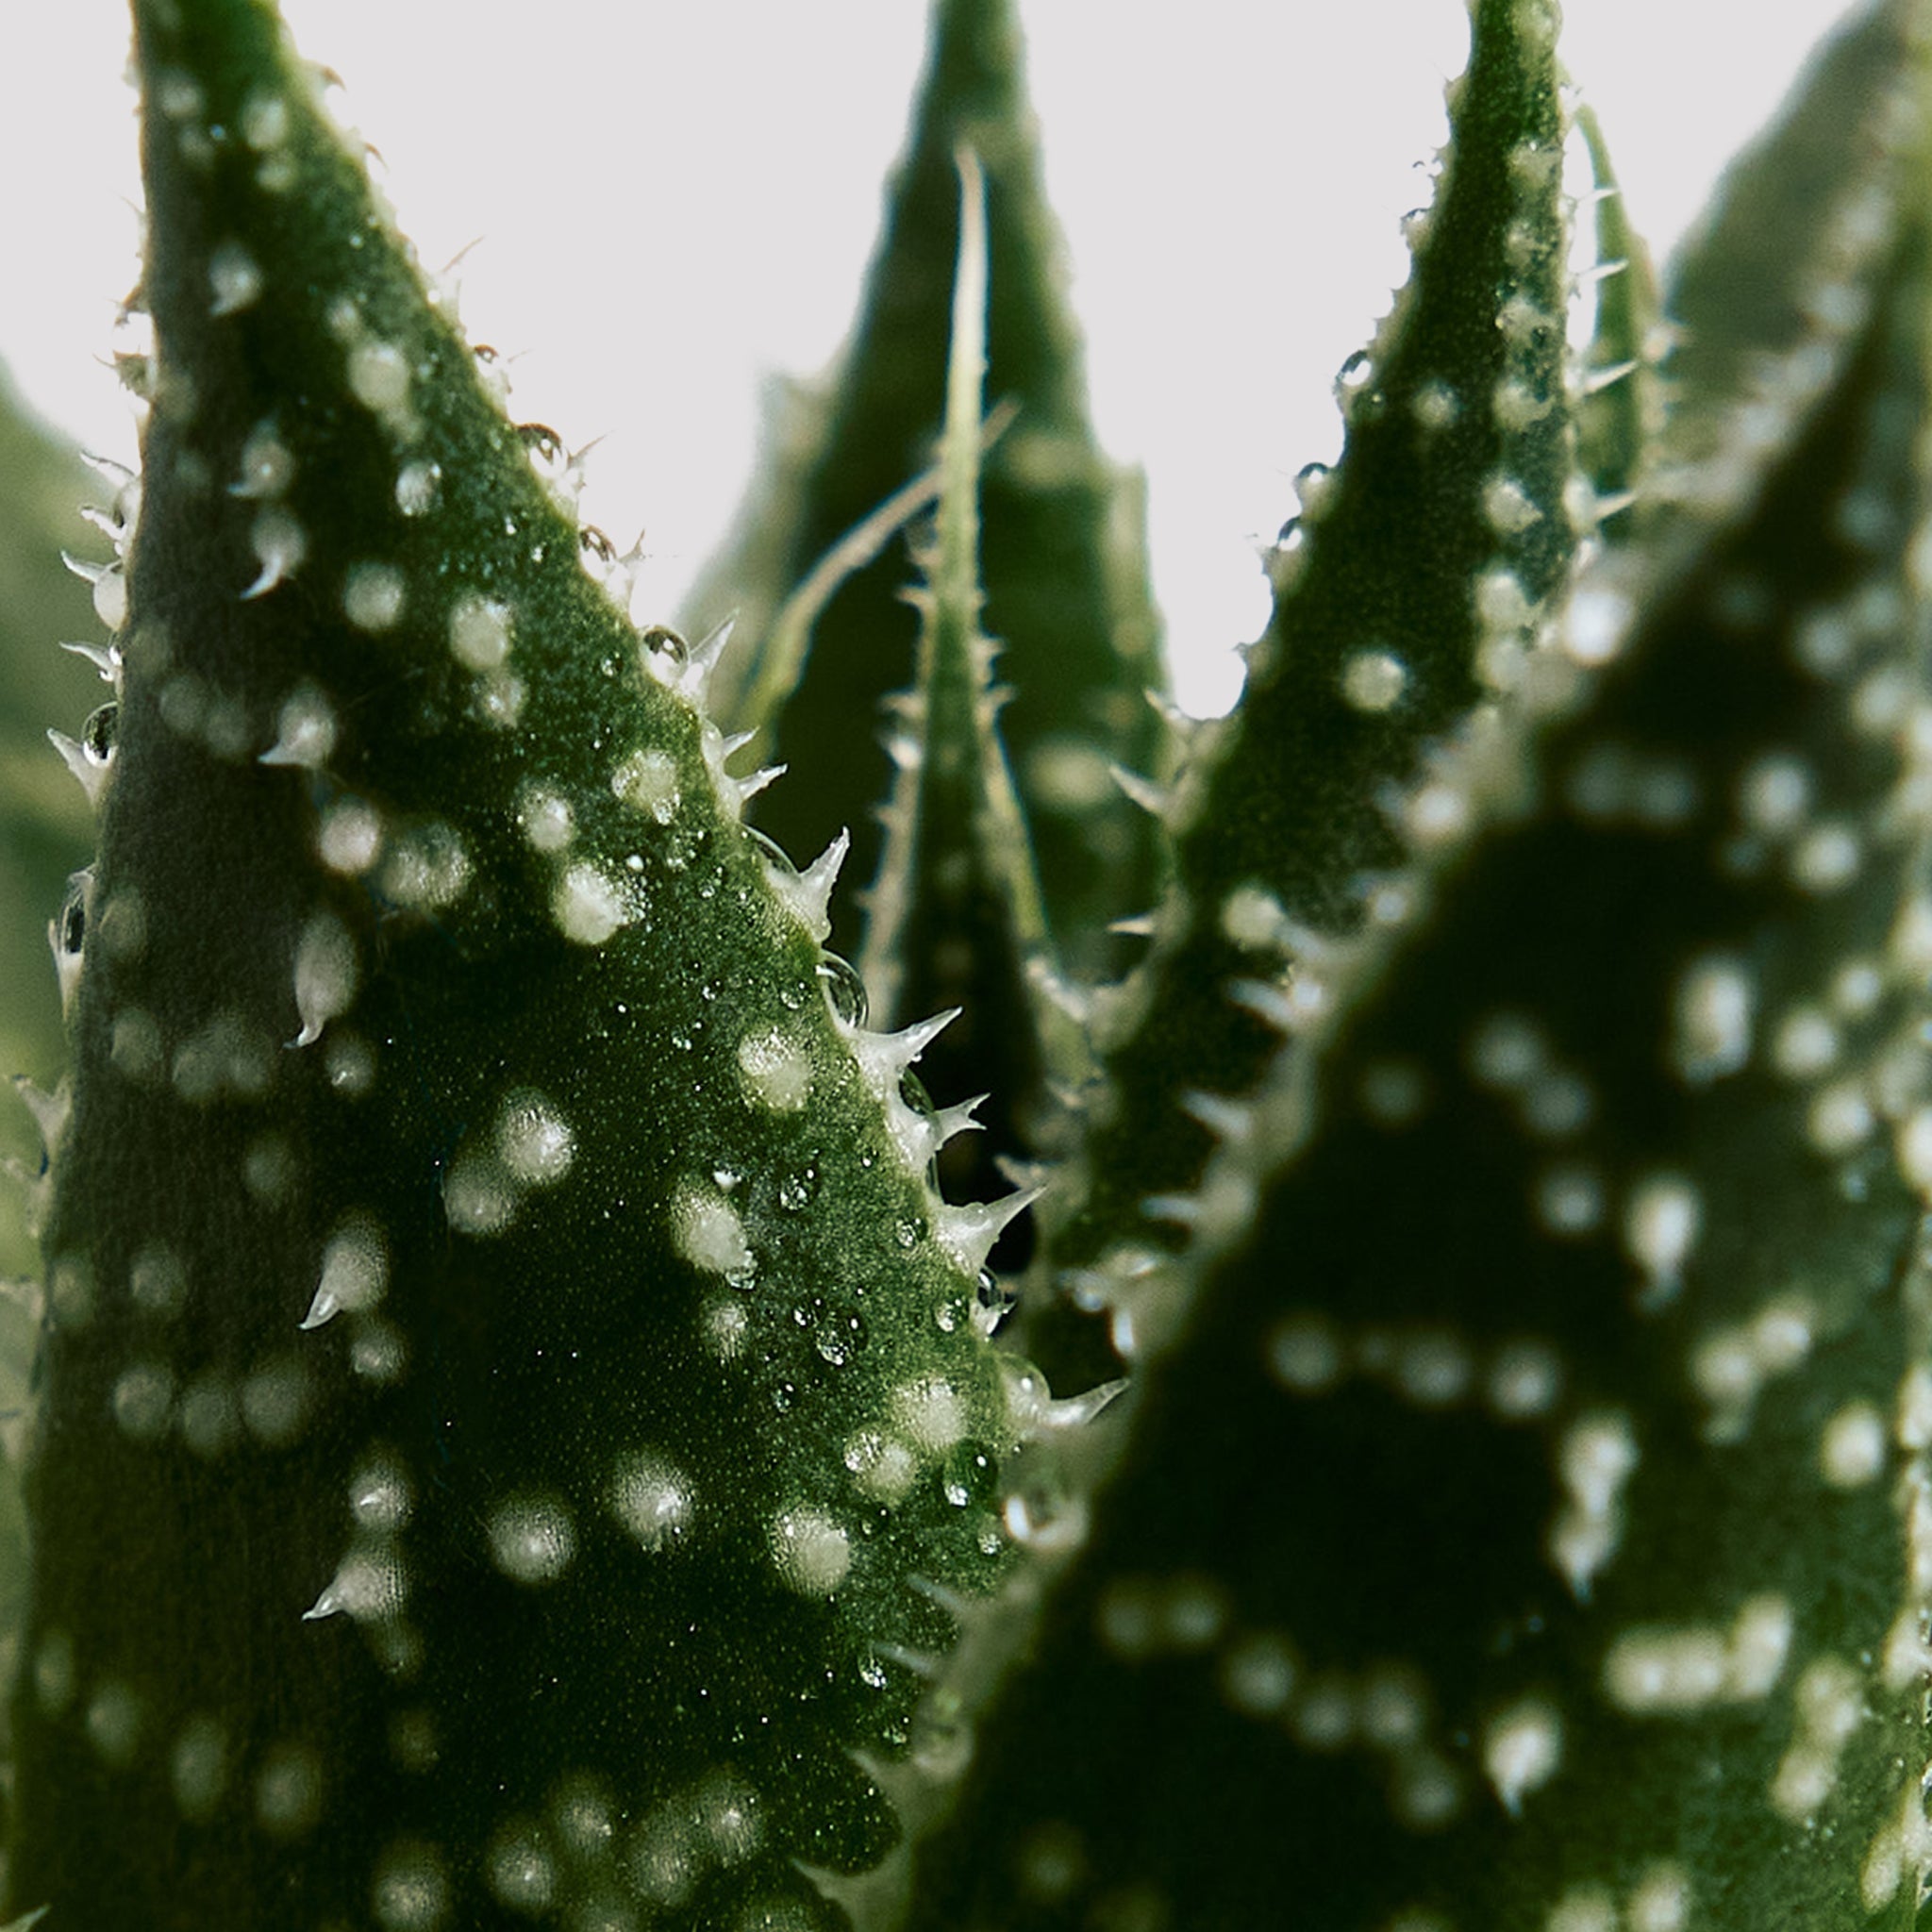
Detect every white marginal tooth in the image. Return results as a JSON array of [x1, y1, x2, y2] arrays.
[[1109, 912, 1158, 937], [11, 1076, 71, 1155], [683, 613, 735, 702], [298, 1282, 342, 1331], [1579, 357, 1640, 396], [1109, 763, 1172, 819], [47, 730, 108, 808], [935, 1185, 1044, 1275], [1181, 1090, 1255, 1142], [59, 640, 121, 682], [292, 909, 358, 1048], [1042, 1379, 1127, 1431], [1143, 1191, 1202, 1229], [720, 730, 756, 760], [935, 1095, 986, 1147], [769, 828, 848, 942], [735, 763, 786, 803], [60, 550, 107, 587], [852, 1008, 961, 1081]]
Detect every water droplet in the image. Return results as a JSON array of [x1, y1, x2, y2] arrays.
[[817, 955, 868, 1026], [894, 1216, 926, 1249], [974, 1268, 1018, 1335], [82, 703, 118, 763]]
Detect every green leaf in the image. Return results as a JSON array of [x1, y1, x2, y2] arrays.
[[1024, 0, 1581, 1392], [690, 0, 1168, 983], [908, 112, 1932, 1932], [5, 7, 1056, 1926]]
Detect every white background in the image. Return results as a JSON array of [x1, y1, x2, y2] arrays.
[[0, 0, 1858, 709]]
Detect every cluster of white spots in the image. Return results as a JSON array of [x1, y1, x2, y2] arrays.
[[1788, 819, 1862, 894], [1671, 956, 1754, 1086], [31, 1628, 75, 1716], [1264, 1310, 1563, 1421], [1544, 1889, 1615, 1932], [343, 561, 406, 632], [611, 746, 681, 824], [112, 1360, 175, 1441], [1818, 1398, 1888, 1488], [517, 783, 575, 855], [86, 1678, 143, 1768], [1564, 741, 1699, 829], [1621, 1174, 1702, 1311], [486, 1820, 557, 1913], [1482, 1697, 1562, 1814], [241, 1353, 313, 1445], [232, 420, 294, 500], [1603, 1594, 1793, 1714], [1410, 378, 1457, 431], [488, 1490, 577, 1586], [702, 1297, 751, 1363], [608, 1450, 693, 1551], [347, 339, 416, 437], [1736, 750, 1813, 840], [769, 1504, 851, 1594], [552, 863, 629, 946], [255, 1740, 325, 1838], [351, 1449, 415, 1533], [1807, 1077, 1876, 1158], [496, 1090, 575, 1187], [843, 1428, 919, 1505], [448, 592, 512, 672], [735, 1028, 812, 1112], [1689, 1293, 1815, 1441], [318, 798, 384, 875], [382, 823, 471, 911], [1341, 649, 1408, 713], [242, 508, 307, 600], [109, 1007, 164, 1084], [673, 1185, 752, 1280], [1859, 1774, 1932, 1913], [300, 1211, 389, 1330], [892, 1374, 969, 1452], [208, 241, 264, 318], [1770, 1654, 1865, 1822], [292, 908, 357, 1046], [442, 1150, 517, 1238], [373, 1839, 450, 1931], [259, 683, 338, 772], [1464, 1008, 1598, 1143], [1547, 1411, 1638, 1598], [127, 1242, 187, 1320], [1492, 380, 1553, 434], [178, 1374, 242, 1458], [1557, 583, 1633, 669], [170, 1712, 228, 1821], [1482, 475, 1542, 537], [395, 459, 441, 517], [171, 1008, 275, 1106], [325, 1029, 378, 1099], [245, 1124, 295, 1199], [1624, 1866, 1692, 1932]]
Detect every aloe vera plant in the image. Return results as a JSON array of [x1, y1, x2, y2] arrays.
[[7, 1, 1932, 1928]]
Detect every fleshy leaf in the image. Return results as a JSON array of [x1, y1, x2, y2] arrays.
[[1025, 0, 1581, 1391], [909, 103, 1932, 1932], [4, 7, 1053, 1927], [688, 0, 1167, 981]]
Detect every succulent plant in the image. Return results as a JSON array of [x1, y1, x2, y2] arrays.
[[7, 0, 1932, 1928]]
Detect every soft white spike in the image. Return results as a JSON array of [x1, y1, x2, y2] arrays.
[[935, 1094, 987, 1148], [0, 1158, 49, 1239], [1573, 257, 1630, 290], [767, 828, 848, 942], [1142, 1191, 1204, 1229], [292, 909, 358, 1047], [934, 1185, 1044, 1275], [242, 510, 307, 600], [1109, 912, 1158, 938], [1579, 358, 1641, 397], [735, 763, 785, 804], [79, 503, 128, 554], [47, 730, 108, 808], [683, 614, 735, 705], [59, 550, 107, 588], [1181, 1090, 1256, 1142], [300, 1545, 404, 1623], [11, 1077, 70, 1156], [1039, 1378, 1128, 1433], [1109, 763, 1172, 819], [59, 640, 120, 682], [849, 1008, 959, 1082]]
